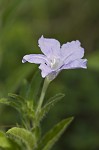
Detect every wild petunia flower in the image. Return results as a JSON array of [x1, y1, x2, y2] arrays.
[[22, 36, 87, 80]]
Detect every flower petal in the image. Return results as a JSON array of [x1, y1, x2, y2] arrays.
[[61, 40, 84, 64], [61, 59, 87, 70], [39, 63, 52, 78], [22, 54, 49, 64], [38, 35, 61, 58]]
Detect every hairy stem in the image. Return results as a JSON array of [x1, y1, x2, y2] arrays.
[[36, 77, 50, 114]]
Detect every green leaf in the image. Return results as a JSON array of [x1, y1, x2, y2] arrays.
[[36, 117, 74, 150], [0, 98, 10, 105], [0, 97, 22, 113], [8, 93, 34, 117], [7, 127, 36, 150], [0, 131, 11, 149], [38, 93, 65, 122], [8, 93, 25, 104], [0, 131, 19, 150]]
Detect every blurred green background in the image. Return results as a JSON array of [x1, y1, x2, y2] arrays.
[[0, 0, 99, 149]]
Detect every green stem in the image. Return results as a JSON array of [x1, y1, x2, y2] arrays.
[[36, 77, 50, 113]]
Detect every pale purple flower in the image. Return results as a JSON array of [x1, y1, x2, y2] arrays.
[[22, 36, 87, 80]]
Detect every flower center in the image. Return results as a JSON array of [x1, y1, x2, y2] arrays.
[[50, 58, 61, 70]]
